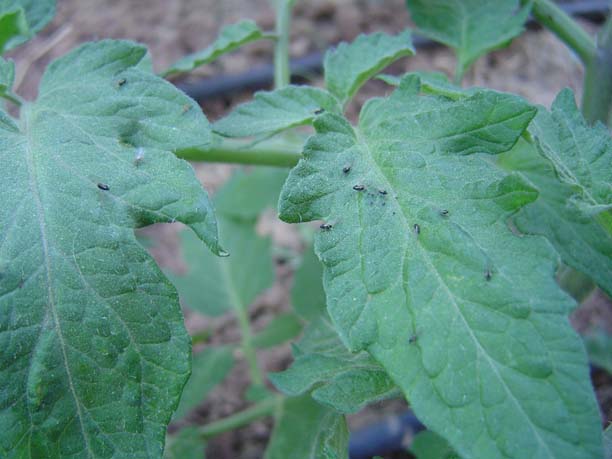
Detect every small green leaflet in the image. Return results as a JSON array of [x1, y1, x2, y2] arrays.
[[213, 85, 342, 138], [0, 40, 220, 458], [252, 312, 303, 349], [264, 395, 349, 459], [583, 331, 612, 374], [0, 0, 55, 54], [405, 0, 531, 77], [411, 430, 459, 459], [270, 316, 397, 414], [530, 89, 612, 221], [291, 244, 326, 320], [162, 20, 269, 77], [173, 346, 234, 420], [324, 30, 414, 104], [497, 138, 612, 298], [278, 78, 602, 458], [0, 56, 15, 94], [377, 71, 477, 100], [168, 217, 273, 317], [163, 427, 204, 459]]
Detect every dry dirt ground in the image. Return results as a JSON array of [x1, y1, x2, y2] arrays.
[[9, 1, 611, 458]]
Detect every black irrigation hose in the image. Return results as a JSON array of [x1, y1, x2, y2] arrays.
[[176, 0, 611, 102]]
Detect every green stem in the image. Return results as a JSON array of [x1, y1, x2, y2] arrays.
[[176, 144, 300, 167], [198, 395, 282, 439], [582, 13, 612, 125], [453, 59, 465, 86], [532, 0, 596, 65], [235, 304, 264, 387], [273, 0, 295, 88], [1, 91, 24, 107]]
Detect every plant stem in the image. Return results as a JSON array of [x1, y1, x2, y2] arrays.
[[175, 144, 300, 167], [198, 395, 282, 439], [453, 59, 465, 86], [273, 0, 295, 88], [582, 13, 612, 125], [532, 0, 596, 66], [1, 91, 24, 107]]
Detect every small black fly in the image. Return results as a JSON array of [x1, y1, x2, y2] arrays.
[[97, 183, 110, 191], [413, 223, 420, 235], [320, 223, 333, 231], [353, 184, 365, 191]]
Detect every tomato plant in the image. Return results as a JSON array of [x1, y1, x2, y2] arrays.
[[1, 0, 611, 458]]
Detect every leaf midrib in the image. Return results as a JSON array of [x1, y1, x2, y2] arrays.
[[354, 125, 556, 458], [22, 115, 94, 458]]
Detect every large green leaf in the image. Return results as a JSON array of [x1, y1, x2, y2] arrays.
[[264, 395, 349, 459], [270, 316, 397, 414], [405, 0, 530, 77], [0, 0, 55, 53], [324, 30, 414, 104], [0, 56, 14, 94], [605, 424, 612, 459], [278, 78, 602, 458], [162, 20, 268, 77], [213, 86, 341, 138], [583, 331, 612, 374], [173, 346, 234, 420], [0, 40, 221, 458], [530, 90, 612, 220], [497, 139, 612, 297]]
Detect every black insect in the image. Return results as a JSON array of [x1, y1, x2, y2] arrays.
[[320, 223, 333, 231], [408, 334, 418, 344], [379, 189, 387, 195], [413, 223, 420, 235], [97, 183, 110, 191], [116, 78, 126, 87], [314, 108, 325, 115], [485, 269, 492, 281], [440, 209, 449, 217], [342, 165, 351, 174], [353, 184, 365, 191]]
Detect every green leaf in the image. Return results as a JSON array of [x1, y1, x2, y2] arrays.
[[377, 71, 476, 100], [406, 0, 530, 76], [0, 40, 220, 458], [291, 244, 326, 320], [168, 216, 273, 316], [584, 331, 612, 374], [270, 316, 397, 414], [0, 0, 55, 53], [411, 430, 459, 459], [605, 424, 612, 459], [252, 312, 303, 349], [213, 167, 288, 220], [213, 85, 342, 138], [264, 395, 349, 459], [173, 346, 234, 420], [278, 81, 603, 458], [0, 57, 15, 94], [497, 139, 612, 298], [164, 427, 204, 459], [324, 30, 414, 104], [530, 90, 612, 221], [163, 20, 268, 77]]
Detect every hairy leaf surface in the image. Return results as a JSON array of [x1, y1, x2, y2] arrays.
[[270, 316, 396, 414], [0, 56, 14, 94], [411, 430, 458, 459], [291, 245, 326, 320], [278, 79, 602, 459], [264, 395, 349, 459], [530, 90, 612, 220], [162, 20, 267, 77], [0, 40, 221, 458], [0, 0, 55, 53], [324, 30, 414, 104], [405, 0, 530, 75], [214, 86, 341, 138], [497, 139, 612, 297]]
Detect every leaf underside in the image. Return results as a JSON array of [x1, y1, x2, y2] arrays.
[[0, 40, 220, 458], [278, 79, 602, 459]]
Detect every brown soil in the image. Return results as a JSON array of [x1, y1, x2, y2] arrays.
[[9, 1, 611, 458]]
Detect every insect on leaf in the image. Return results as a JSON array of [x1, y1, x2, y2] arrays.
[[278, 77, 602, 459], [0, 39, 221, 458]]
